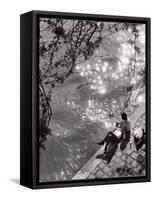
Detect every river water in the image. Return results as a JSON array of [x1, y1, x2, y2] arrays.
[[39, 72, 133, 182]]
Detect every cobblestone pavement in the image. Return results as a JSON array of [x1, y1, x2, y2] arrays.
[[73, 111, 146, 180]]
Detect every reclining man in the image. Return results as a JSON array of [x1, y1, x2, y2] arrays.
[[96, 112, 131, 163], [96, 121, 122, 163]]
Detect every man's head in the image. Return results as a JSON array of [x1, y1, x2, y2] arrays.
[[121, 112, 127, 120]]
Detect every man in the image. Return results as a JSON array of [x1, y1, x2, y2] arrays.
[[96, 122, 122, 163], [120, 112, 131, 151]]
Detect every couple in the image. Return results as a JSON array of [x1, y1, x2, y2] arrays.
[[96, 112, 131, 164]]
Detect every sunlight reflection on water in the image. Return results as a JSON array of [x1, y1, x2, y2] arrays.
[[39, 24, 145, 182]]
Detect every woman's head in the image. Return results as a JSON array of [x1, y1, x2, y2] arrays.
[[121, 112, 127, 120], [115, 122, 122, 128]]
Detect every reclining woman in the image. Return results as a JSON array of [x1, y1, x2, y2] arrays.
[[96, 122, 123, 163], [133, 128, 146, 152]]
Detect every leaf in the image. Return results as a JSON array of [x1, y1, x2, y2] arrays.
[[54, 27, 65, 37], [127, 39, 134, 45], [134, 46, 141, 54]]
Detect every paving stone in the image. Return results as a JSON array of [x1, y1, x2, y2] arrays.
[[121, 155, 126, 161], [103, 174, 110, 178], [142, 170, 146, 176], [130, 144, 136, 152], [105, 169, 113, 176], [119, 161, 125, 167], [98, 161, 106, 169], [142, 115, 145, 119], [125, 148, 133, 155], [114, 157, 122, 164], [92, 168, 99, 175], [111, 155, 119, 163], [131, 152, 138, 159], [126, 163, 133, 170], [126, 156, 134, 164], [133, 168, 140, 175], [95, 171, 104, 178], [139, 150, 145, 157], [116, 151, 123, 158], [135, 121, 141, 127], [88, 174, 96, 179], [136, 165, 141, 172], [132, 160, 138, 168], [108, 161, 116, 168], [103, 166, 111, 175], [112, 172, 120, 177]]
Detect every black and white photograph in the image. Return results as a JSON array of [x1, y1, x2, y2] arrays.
[[39, 15, 148, 183], [0, 0, 153, 197]]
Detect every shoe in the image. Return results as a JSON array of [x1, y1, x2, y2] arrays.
[[96, 154, 103, 159], [104, 150, 107, 155], [97, 141, 104, 145]]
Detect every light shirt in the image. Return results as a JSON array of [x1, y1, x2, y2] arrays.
[[134, 128, 143, 139], [113, 128, 122, 139], [122, 119, 131, 132]]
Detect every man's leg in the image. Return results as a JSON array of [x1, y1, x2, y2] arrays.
[[96, 132, 113, 159], [97, 140, 105, 145], [97, 132, 112, 145]]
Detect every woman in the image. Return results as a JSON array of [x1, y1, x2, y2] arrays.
[[133, 128, 145, 152]]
